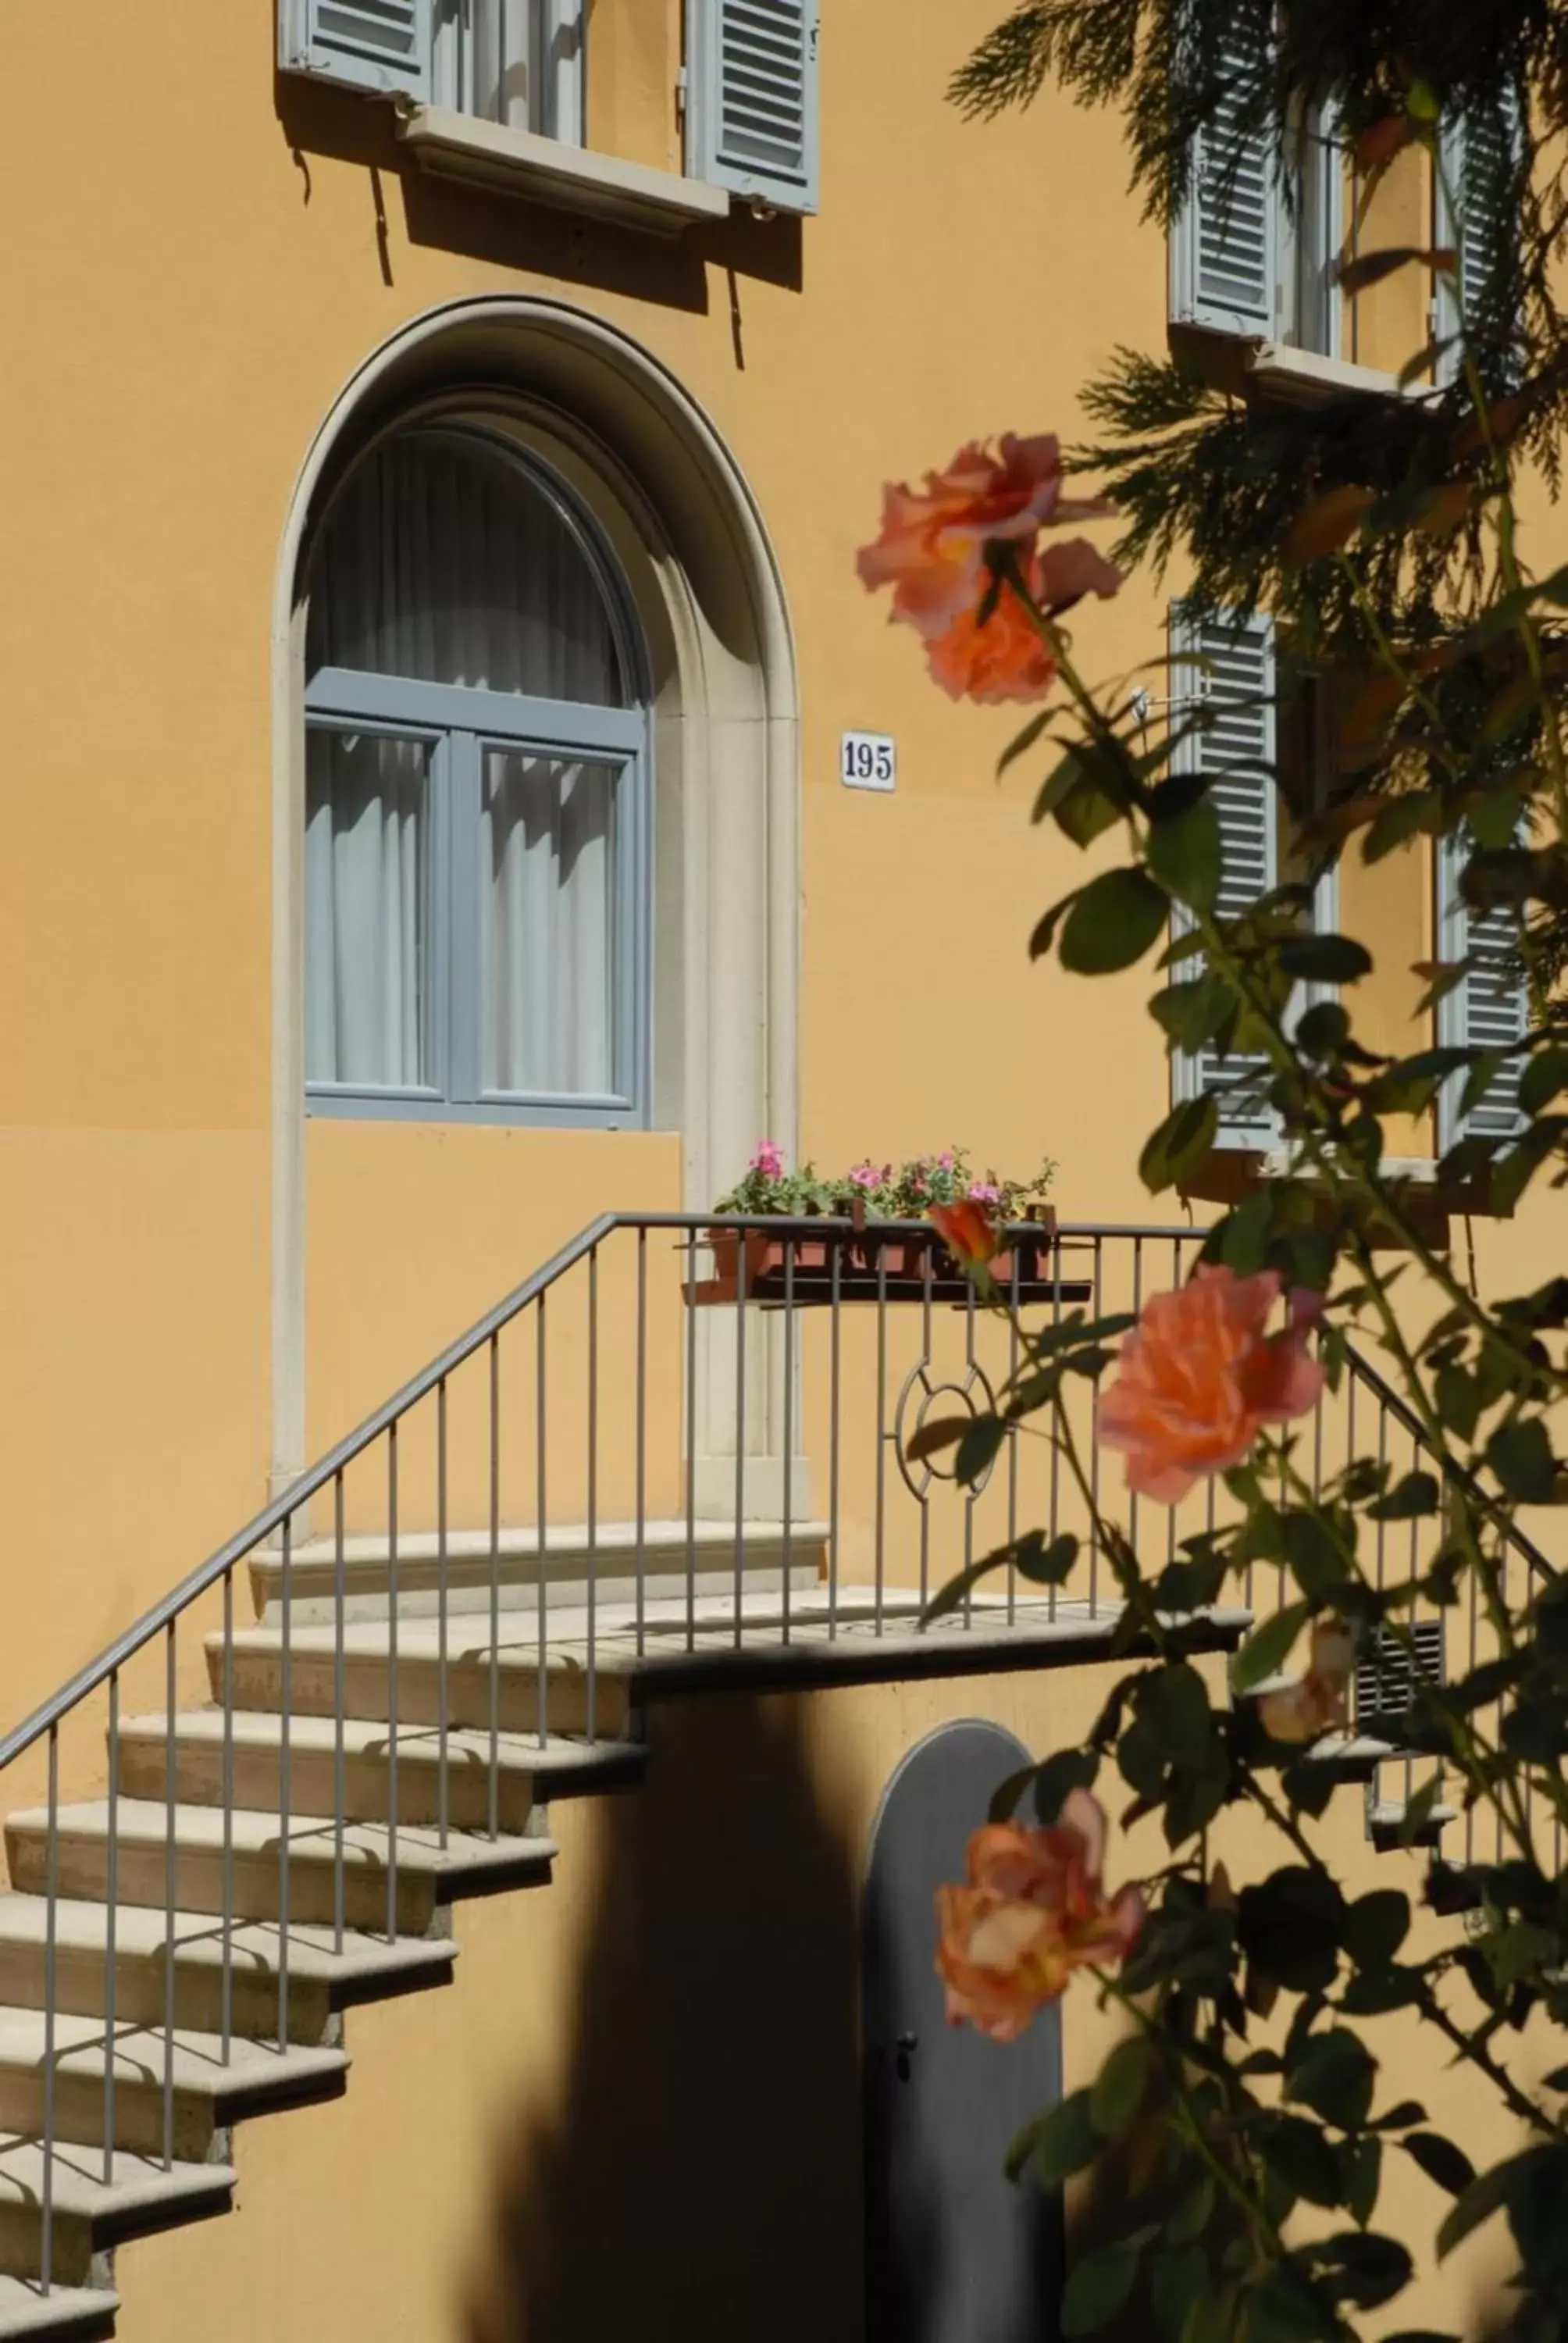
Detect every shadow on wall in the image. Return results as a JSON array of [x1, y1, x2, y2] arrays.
[[274, 78, 803, 313], [467, 1690, 863, 2343]]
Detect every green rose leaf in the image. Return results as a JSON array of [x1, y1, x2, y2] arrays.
[[1061, 2238, 1145, 2336], [1402, 2131, 1476, 2199], [1232, 1601, 1312, 1695], [1059, 868, 1171, 975], [1091, 2035, 1154, 2141]]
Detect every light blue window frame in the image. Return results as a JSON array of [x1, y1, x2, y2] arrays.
[[304, 455, 652, 1132]]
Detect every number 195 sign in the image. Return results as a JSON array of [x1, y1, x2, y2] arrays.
[[840, 731, 896, 792]]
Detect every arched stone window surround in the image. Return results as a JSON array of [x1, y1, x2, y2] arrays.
[[271, 295, 802, 1512]]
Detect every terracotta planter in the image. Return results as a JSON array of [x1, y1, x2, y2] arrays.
[[686, 1206, 1088, 1307]]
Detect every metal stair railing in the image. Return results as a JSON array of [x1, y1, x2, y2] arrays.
[[4, 1211, 1556, 2291]]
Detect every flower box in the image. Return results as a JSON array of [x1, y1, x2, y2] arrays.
[[686, 1207, 1092, 1308]]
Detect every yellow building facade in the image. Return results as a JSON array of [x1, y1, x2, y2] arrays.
[[0, 2, 1557, 2336]]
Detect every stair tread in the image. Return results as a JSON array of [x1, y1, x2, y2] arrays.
[[0, 2007, 346, 2097], [218, 1586, 1251, 1664], [0, 2136, 233, 2224], [0, 2276, 117, 2337], [0, 1896, 454, 1983], [6, 1803, 554, 1881], [256, 1517, 828, 1567], [115, 1710, 642, 1780]]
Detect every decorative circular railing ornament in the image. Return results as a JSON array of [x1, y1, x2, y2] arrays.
[[893, 1359, 1001, 1501]]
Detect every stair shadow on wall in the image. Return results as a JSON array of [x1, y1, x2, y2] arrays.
[[467, 1689, 863, 2343]]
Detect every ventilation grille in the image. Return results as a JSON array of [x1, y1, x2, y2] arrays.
[[1355, 1620, 1445, 1724]]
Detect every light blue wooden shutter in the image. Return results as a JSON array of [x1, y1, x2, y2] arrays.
[[1436, 833, 1527, 1148], [687, 0, 820, 216], [1170, 52, 1278, 334], [1436, 92, 1524, 384], [280, 0, 430, 97], [1171, 609, 1279, 1146]]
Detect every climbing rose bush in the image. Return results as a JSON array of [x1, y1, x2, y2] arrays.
[[935, 1790, 1146, 2041]]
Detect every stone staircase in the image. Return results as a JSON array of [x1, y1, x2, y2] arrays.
[[0, 1514, 1256, 2337]]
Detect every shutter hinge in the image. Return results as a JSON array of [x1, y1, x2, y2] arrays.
[[675, 65, 688, 125]]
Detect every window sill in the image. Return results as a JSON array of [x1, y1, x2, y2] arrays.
[[393, 105, 729, 234], [1244, 343, 1427, 406]]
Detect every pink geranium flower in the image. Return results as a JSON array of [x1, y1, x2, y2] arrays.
[[750, 1139, 786, 1179], [1095, 1267, 1326, 1503]]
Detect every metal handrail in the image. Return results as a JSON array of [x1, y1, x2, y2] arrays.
[[0, 1212, 1202, 1771], [1341, 1336, 1556, 1583]]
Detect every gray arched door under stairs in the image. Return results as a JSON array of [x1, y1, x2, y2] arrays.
[[864, 1720, 1066, 2343]]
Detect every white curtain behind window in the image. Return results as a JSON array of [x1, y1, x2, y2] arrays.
[[306, 731, 432, 1088], [485, 751, 617, 1096], [307, 429, 625, 705], [305, 430, 631, 1104]]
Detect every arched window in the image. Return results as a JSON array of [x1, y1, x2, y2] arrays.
[[303, 424, 648, 1125]]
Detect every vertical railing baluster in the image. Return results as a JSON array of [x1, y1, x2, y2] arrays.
[[1167, 1238, 1183, 1570], [1089, 1235, 1103, 1617], [333, 1475, 346, 1954], [961, 1267, 978, 1631], [1048, 1255, 1062, 1621], [918, 1243, 933, 1630], [828, 1237, 842, 1642], [104, 1671, 119, 2176], [495, 1327, 508, 1808], [1128, 1237, 1143, 1574], [163, 1625, 176, 2168], [874, 1243, 888, 1638], [533, 1311, 547, 1755], [42, 1722, 58, 2295], [732, 1232, 748, 1649], [437, 1387, 449, 1853], [279, 1517, 291, 2048], [1007, 1246, 1021, 1627], [222, 1568, 234, 2055], [387, 1431, 399, 1940], [782, 1237, 795, 1647], [685, 1235, 698, 1653], [586, 1246, 599, 1742], [635, 1228, 647, 1660]]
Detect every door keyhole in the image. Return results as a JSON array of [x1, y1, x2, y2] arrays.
[[895, 2031, 918, 2083]]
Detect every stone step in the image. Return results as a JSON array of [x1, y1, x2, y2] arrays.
[[0, 1897, 454, 2047], [113, 1710, 643, 1835], [248, 1519, 827, 1624], [1369, 1796, 1456, 1853], [0, 2009, 346, 2162], [5, 1803, 554, 1940], [0, 2276, 116, 2339], [209, 1621, 634, 1741], [0, 2137, 233, 2288]]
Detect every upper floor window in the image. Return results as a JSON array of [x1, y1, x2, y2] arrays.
[[304, 426, 650, 1127], [279, 0, 821, 220], [1171, 63, 1519, 379]]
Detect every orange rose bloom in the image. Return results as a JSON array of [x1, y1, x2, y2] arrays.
[[1095, 1267, 1326, 1503], [935, 1789, 1146, 2042], [857, 434, 1072, 638], [1259, 1617, 1356, 1744], [930, 1198, 999, 1266]]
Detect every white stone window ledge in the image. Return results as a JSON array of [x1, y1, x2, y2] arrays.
[[1245, 342, 1432, 405], [394, 105, 730, 235]]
